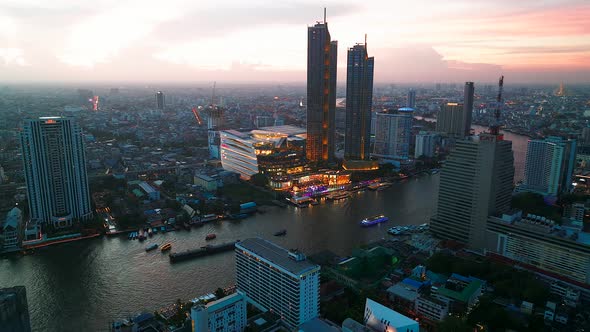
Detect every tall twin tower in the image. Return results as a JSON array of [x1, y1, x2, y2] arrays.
[[307, 10, 374, 163]]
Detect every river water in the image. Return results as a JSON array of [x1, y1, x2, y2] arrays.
[[0, 129, 529, 331]]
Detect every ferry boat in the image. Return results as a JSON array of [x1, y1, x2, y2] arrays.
[[145, 243, 158, 252], [360, 214, 389, 227], [200, 214, 218, 223], [273, 229, 287, 236], [328, 192, 351, 201], [205, 234, 217, 241], [160, 243, 172, 252]]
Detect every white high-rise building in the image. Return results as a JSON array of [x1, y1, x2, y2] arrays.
[[372, 108, 413, 162], [415, 131, 438, 158], [235, 238, 320, 328], [520, 136, 576, 196], [21, 117, 92, 229], [191, 292, 247, 332], [407, 89, 416, 108]]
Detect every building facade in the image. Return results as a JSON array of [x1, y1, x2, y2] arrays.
[[21, 117, 92, 229], [430, 134, 514, 248], [372, 108, 413, 162], [463, 82, 474, 136], [155, 91, 165, 110], [415, 131, 438, 158], [2, 207, 22, 252], [191, 292, 247, 332], [520, 136, 576, 196], [436, 102, 464, 138], [407, 89, 416, 109], [307, 19, 337, 163], [235, 238, 320, 328], [344, 43, 374, 161], [0, 286, 31, 332]]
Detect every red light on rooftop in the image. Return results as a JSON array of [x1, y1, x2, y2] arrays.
[[45, 119, 57, 124]]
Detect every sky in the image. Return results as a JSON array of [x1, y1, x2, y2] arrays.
[[0, 0, 589, 84]]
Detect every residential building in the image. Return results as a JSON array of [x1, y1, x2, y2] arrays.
[[341, 318, 372, 332], [235, 238, 320, 328], [255, 116, 275, 128], [21, 117, 92, 229], [194, 174, 218, 192], [436, 102, 465, 138], [415, 295, 450, 322], [0, 286, 31, 332], [298, 317, 342, 332], [344, 42, 374, 161], [520, 136, 577, 196], [486, 211, 590, 284], [307, 15, 337, 163], [407, 89, 416, 109], [430, 133, 514, 249], [155, 91, 165, 110], [363, 298, 419, 332], [2, 207, 22, 252], [219, 125, 307, 181], [191, 292, 247, 332], [415, 131, 438, 158], [372, 108, 413, 162]]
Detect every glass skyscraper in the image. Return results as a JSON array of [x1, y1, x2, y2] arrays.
[[21, 117, 92, 229], [307, 18, 337, 163], [344, 42, 374, 161]]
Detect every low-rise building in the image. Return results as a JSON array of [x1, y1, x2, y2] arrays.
[[432, 274, 483, 314], [138, 182, 160, 201], [415, 295, 450, 322], [191, 292, 248, 332], [2, 207, 23, 252], [194, 174, 218, 192], [363, 298, 419, 332]]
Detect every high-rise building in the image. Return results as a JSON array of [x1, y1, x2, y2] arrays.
[[430, 133, 514, 248], [436, 102, 464, 138], [463, 82, 474, 136], [307, 14, 337, 163], [407, 89, 416, 109], [204, 105, 224, 159], [415, 131, 438, 158], [344, 42, 374, 161], [372, 108, 413, 162], [21, 117, 92, 229], [520, 136, 577, 196], [191, 292, 248, 332], [0, 286, 32, 332], [235, 238, 320, 328], [155, 91, 165, 110]]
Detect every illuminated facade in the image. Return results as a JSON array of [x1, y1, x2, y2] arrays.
[[219, 126, 307, 181], [344, 42, 374, 161], [21, 117, 92, 229], [236, 238, 320, 328], [204, 105, 225, 159], [307, 18, 337, 163]]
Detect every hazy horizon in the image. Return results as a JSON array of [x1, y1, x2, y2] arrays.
[[1, 0, 589, 84]]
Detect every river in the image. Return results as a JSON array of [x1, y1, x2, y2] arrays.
[[1, 175, 439, 331]]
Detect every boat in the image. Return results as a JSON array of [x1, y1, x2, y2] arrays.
[[148, 228, 153, 237], [160, 243, 172, 252], [169, 241, 238, 263], [145, 243, 158, 252], [368, 183, 381, 190], [273, 229, 287, 237], [160, 226, 166, 232], [205, 234, 216, 241], [310, 199, 319, 206], [328, 192, 351, 201], [229, 213, 248, 220], [360, 214, 389, 227], [200, 214, 218, 223], [152, 227, 158, 234]]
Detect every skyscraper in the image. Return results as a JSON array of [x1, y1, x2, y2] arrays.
[[0, 287, 32, 332], [307, 12, 337, 163], [463, 82, 474, 136], [415, 131, 438, 158], [435, 102, 464, 138], [235, 238, 320, 328], [520, 136, 576, 196], [344, 41, 374, 160], [407, 89, 416, 108], [430, 133, 514, 248], [21, 117, 92, 229], [372, 108, 413, 161], [155, 91, 165, 110]]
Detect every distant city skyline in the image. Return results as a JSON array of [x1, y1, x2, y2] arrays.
[[0, 0, 589, 83]]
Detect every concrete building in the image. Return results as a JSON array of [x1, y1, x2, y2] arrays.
[[372, 108, 413, 162], [255, 116, 275, 128], [430, 133, 514, 248], [298, 317, 342, 332], [0, 286, 31, 332], [344, 42, 374, 161], [407, 89, 416, 109], [2, 207, 22, 252], [307, 16, 337, 163], [235, 238, 320, 328], [363, 298, 419, 332], [191, 292, 247, 332], [155, 91, 165, 110], [138, 182, 160, 201], [414, 131, 438, 158], [433, 274, 484, 314], [219, 126, 306, 180], [486, 211, 590, 284], [415, 295, 450, 322], [21, 117, 92, 229], [520, 136, 576, 196], [194, 174, 218, 192]]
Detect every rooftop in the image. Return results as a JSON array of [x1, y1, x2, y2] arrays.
[[236, 238, 319, 276], [297, 317, 342, 332], [436, 276, 483, 303], [365, 298, 419, 331], [206, 292, 245, 313]]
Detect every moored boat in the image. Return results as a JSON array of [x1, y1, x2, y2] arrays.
[[145, 243, 158, 252], [360, 214, 389, 227], [160, 243, 172, 252], [205, 234, 216, 241], [273, 229, 287, 236]]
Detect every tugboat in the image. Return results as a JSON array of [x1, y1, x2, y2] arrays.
[[205, 234, 217, 241], [160, 243, 172, 252], [273, 229, 287, 237], [145, 243, 158, 252]]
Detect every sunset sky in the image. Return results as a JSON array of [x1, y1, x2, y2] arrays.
[[1, 0, 589, 83]]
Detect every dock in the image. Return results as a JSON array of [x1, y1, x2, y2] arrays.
[[169, 241, 238, 263]]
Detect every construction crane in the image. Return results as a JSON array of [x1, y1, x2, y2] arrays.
[[490, 75, 504, 136], [191, 107, 203, 125]]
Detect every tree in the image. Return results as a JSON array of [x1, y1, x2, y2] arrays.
[[437, 316, 472, 332], [214, 287, 225, 299], [250, 173, 269, 187]]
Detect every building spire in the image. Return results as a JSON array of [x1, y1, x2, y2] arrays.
[[324, 7, 327, 23]]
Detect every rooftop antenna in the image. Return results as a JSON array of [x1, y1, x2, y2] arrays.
[[490, 75, 504, 136], [324, 7, 327, 23]]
